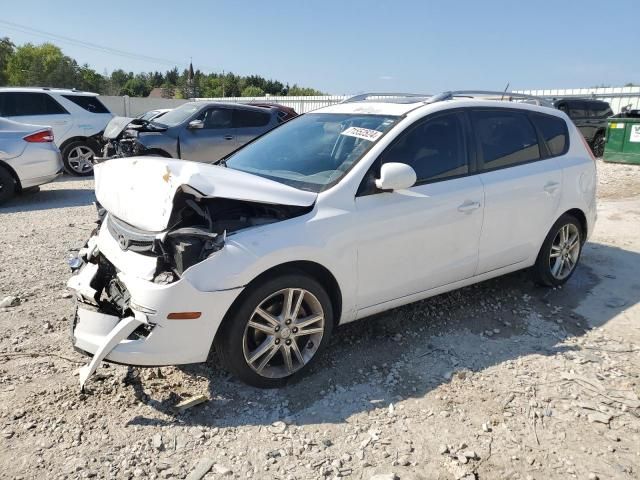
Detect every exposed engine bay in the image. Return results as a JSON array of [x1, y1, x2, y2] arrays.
[[104, 192, 311, 281], [98, 116, 169, 160]]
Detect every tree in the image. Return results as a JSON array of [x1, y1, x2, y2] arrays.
[[287, 84, 323, 96], [0, 37, 15, 86], [7, 43, 79, 88], [241, 85, 265, 97]]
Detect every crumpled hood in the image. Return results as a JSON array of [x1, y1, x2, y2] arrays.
[[103, 116, 167, 140], [94, 157, 317, 232]]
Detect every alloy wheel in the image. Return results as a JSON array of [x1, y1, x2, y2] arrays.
[[549, 223, 580, 280], [243, 288, 325, 379], [67, 146, 95, 174]]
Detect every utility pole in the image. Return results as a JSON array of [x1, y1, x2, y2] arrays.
[[222, 69, 225, 97]]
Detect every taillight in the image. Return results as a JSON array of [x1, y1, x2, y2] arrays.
[[23, 129, 54, 143]]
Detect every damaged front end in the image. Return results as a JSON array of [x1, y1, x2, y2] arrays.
[[67, 157, 317, 390], [97, 116, 168, 161]]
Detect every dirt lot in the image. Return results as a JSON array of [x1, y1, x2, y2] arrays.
[[1, 160, 639, 480]]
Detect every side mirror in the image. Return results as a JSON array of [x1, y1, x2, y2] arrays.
[[187, 119, 204, 129], [375, 162, 417, 191]]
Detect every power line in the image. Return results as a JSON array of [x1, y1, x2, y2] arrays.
[[0, 19, 218, 72]]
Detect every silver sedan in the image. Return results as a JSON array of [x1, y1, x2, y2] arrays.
[[0, 118, 63, 204]]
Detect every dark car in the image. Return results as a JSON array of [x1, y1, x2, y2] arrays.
[[249, 103, 298, 122], [100, 102, 296, 163], [553, 98, 613, 157]]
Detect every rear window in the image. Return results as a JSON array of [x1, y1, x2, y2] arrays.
[[233, 108, 271, 128], [587, 102, 613, 119], [62, 95, 110, 114], [531, 113, 569, 157], [0, 92, 68, 116], [567, 101, 587, 119], [471, 110, 540, 170]]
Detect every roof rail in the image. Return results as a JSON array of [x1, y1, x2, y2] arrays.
[[342, 92, 431, 103], [430, 90, 553, 107]]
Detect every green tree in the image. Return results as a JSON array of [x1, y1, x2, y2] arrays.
[[241, 85, 265, 97], [7, 42, 79, 87], [287, 84, 323, 96], [0, 37, 15, 86]]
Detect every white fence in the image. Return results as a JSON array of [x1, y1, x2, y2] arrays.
[[100, 95, 188, 117], [514, 86, 640, 114], [192, 95, 348, 113], [101, 87, 640, 117]]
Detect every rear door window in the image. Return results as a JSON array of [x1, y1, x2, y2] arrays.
[[0, 92, 68, 116], [471, 110, 540, 170], [530, 113, 569, 157], [62, 95, 110, 113], [233, 108, 271, 128]]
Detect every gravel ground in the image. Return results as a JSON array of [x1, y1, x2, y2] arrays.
[[1, 160, 639, 480]]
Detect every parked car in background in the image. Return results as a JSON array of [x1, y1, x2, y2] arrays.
[[137, 108, 172, 122], [0, 118, 63, 204], [553, 98, 612, 157], [99, 102, 295, 162], [248, 103, 298, 122], [68, 91, 596, 389], [0, 87, 113, 176]]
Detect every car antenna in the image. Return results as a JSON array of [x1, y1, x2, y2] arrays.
[[500, 82, 510, 101]]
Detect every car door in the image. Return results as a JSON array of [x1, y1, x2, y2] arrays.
[[355, 111, 485, 309], [233, 108, 274, 148], [0, 92, 72, 144], [471, 109, 563, 274], [179, 106, 236, 162]]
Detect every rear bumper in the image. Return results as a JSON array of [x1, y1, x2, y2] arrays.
[[20, 170, 63, 189], [68, 235, 243, 367], [9, 146, 63, 188]]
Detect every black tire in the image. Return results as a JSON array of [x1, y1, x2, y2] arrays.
[[532, 214, 583, 287], [0, 167, 16, 205], [591, 132, 605, 158], [214, 272, 334, 388], [61, 140, 96, 176]]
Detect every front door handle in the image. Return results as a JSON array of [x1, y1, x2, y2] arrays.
[[457, 200, 481, 213], [224, 135, 234, 140], [544, 181, 560, 194]]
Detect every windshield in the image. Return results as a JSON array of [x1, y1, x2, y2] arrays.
[[152, 103, 201, 127], [224, 113, 398, 192]]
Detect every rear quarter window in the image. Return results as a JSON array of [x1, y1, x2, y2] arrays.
[[530, 113, 569, 157], [62, 95, 110, 114], [233, 108, 271, 128], [471, 110, 540, 171]]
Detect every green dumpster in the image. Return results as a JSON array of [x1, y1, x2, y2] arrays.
[[603, 115, 640, 164]]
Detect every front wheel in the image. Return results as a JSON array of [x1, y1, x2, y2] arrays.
[[532, 214, 583, 287], [214, 273, 333, 388], [62, 141, 96, 176]]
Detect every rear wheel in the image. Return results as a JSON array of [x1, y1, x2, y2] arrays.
[[532, 214, 583, 287], [591, 132, 605, 158], [214, 273, 333, 388], [62, 141, 96, 176], [0, 167, 16, 205]]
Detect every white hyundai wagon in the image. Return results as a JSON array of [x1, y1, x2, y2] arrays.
[[67, 92, 597, 389]]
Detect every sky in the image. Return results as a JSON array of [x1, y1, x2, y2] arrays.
[[2, 0, 639, 94]]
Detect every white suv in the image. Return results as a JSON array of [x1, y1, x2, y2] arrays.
[[0, 87, 113, 175], [67, 91, 597, 389]]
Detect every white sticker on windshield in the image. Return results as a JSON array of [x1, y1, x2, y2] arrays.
[[341, 126, 383, 142]]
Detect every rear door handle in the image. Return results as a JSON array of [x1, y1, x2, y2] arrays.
[[457, 200, 481, 213], [544, 181, 560, 194], [224, 135, 234, 140]]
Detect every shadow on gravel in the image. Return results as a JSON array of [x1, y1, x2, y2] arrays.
[[0, 186, 95, 213], [125, 242, 640, 430]]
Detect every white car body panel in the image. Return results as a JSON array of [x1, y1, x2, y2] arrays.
[[0, 87, 113, 148], [94, 157, 317, 232], [66, 97, 597, 385]]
